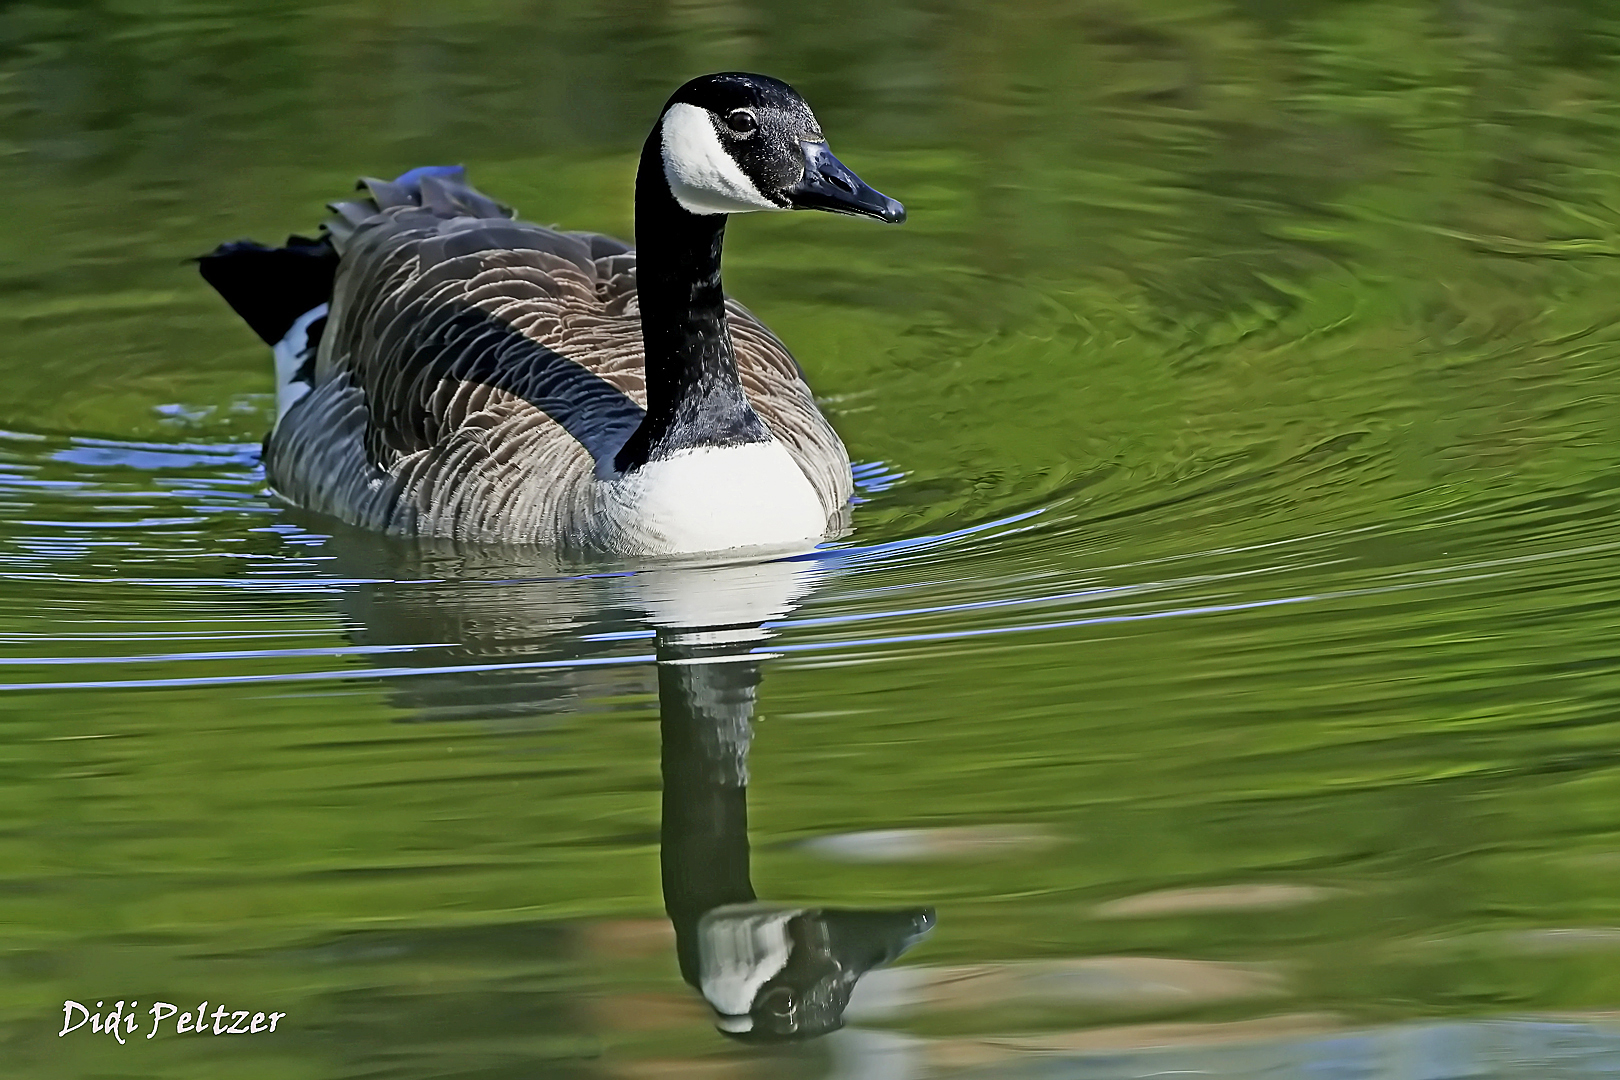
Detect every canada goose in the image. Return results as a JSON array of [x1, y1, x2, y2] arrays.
[[199, 72, 904, 555]]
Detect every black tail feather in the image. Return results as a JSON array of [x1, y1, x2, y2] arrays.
[[197, 234, 338, 347]]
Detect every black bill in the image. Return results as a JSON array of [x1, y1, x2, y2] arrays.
[[786, 142, 906, 223]]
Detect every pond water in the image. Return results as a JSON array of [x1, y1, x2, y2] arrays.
[[4, 1, 1620, 1077]]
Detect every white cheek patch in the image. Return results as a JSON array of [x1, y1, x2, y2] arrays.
[[661, 103, 785, 216]]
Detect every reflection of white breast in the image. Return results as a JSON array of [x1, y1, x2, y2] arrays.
[[593, 442, 828, 557], [626, 547, 821, 632]]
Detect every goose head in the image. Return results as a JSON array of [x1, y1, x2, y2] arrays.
[[655, 72, 905, 224]]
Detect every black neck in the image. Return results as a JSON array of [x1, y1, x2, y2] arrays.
[[614, 126, 770, 473]]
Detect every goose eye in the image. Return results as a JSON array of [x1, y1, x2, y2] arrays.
[[724, 109, 758, 135], [760, 987, 794, 1017]]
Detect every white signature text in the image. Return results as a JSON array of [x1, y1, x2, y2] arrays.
[[59, 1000, 286, 1044]]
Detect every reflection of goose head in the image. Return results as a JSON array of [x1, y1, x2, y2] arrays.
[[699, 902, 935, 1039], [650, 554, 935, 1041]]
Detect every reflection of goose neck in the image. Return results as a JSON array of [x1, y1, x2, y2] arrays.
[[645, 554, 813, 982], [659, 644, 763, 988]]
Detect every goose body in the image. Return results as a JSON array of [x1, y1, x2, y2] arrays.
[[200, 73, 904, 555]]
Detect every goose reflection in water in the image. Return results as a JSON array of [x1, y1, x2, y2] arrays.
[[645, 561, 935, 1038], [319, 532, 934, 1042]]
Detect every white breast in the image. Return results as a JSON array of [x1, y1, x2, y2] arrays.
[[590, 441, 828, 555]]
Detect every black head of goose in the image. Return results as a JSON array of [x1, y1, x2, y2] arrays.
[[199, 72, 903, 555]]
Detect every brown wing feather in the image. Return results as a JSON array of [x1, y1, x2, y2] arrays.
[[264, 178, 852, 544]]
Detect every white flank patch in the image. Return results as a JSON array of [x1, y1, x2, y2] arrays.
[[661, 103, 785, 216], [272, 303, 327, 423], [698, 905, 800, 1020], [596, 441, 827, 555]]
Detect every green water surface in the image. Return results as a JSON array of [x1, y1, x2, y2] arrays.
[[2, 1, 1620, 1077]]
